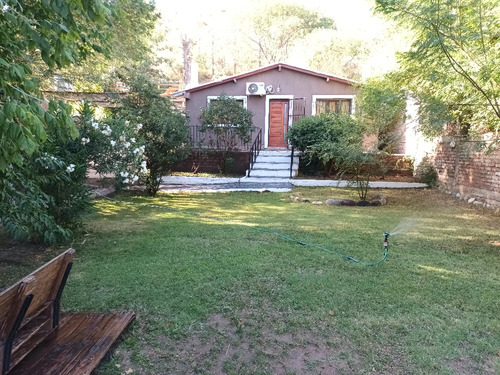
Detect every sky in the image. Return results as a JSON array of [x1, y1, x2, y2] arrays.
[[153, 0, 408, 79]]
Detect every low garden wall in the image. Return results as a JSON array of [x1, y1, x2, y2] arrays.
[[430, 137, 500, 210], [170, 150, 251, 175]]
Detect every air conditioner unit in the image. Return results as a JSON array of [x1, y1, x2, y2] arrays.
[[246, 82, 266, 95]]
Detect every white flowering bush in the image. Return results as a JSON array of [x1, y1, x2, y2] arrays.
[[115, 71, 190, 196], [0, 146, 91, 244], [78, 102, 146, 190]]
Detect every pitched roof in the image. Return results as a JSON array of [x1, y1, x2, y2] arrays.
[[183, 63, 356, 94]]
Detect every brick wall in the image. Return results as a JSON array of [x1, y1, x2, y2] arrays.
[[430, 137, 500, 209]]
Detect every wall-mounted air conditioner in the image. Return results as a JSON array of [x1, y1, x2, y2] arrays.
[[246, 82, 266, 95]]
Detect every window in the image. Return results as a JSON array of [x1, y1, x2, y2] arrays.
[[207, 96, 247, 108], [312, 95, 355, 116]]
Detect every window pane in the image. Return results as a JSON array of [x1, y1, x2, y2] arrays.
[[316, 99, 351, 115]]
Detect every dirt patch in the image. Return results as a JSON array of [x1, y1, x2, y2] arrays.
[[114, 311, 363, 375], [446, 354, 499, 375]]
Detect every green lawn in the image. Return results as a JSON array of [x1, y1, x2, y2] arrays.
[[1, 188, 499, 374]]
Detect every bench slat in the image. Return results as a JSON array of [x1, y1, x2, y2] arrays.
[[0, 278, 33, 373], [8, 312, 135, 375]]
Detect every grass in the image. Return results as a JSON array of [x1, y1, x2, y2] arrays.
[[1, 187, 499, 374]]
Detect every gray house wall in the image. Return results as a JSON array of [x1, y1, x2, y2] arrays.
[[184, 65, 357, 148]]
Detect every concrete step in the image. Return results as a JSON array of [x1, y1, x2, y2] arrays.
[[248, 150, 300, 178], [258, 150, 294, 155], [249, 169, 297, 178], [252, 164, 298, 171], [255, 156, 299, 164]]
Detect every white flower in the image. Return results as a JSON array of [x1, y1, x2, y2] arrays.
[[2, 5, 10, 13], [110, 140, 116, 147], [66, 164, 75, 173], [125, 120, 130, 126], [91, 121, 99, 129], [101, 129, 111, 136], [123, 178, 129, 184], [130, 137, 135, 143], [124, 142, 131, 148], [120, 171, 128, 178], [119, 135, 126, 142], [8, 164, 13, 169], [132, 175, 139, 182], [133, 147, 140, 154], [137, 123, 143, 130], [81, 137, 90, 145]]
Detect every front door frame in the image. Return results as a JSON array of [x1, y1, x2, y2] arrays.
[[264, 95, 294, 148]]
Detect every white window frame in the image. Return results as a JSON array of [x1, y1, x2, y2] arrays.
[[311, 95, 356, 116], [207, 95, 248, 108]]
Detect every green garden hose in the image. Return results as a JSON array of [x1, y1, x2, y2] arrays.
[[96, 193, 389, 266]]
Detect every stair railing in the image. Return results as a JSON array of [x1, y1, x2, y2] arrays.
[[289, 147, 295, 178], [247, 128, 262, 177]]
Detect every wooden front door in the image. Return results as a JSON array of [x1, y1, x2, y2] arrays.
[[268, 100, 289, 148]]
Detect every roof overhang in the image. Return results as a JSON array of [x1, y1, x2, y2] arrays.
[[183, 63, 358, 95]]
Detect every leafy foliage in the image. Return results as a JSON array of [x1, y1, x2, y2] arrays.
[[375, 0, 500, 138], [0, 0, 113, 171], [356, 76, 407, 152], [53, 0, 159, 91], [116, 69, 190, 196], [0, 134, 91, 244], [77, 102, 146, 191], [414, 156, 438, 186], [288, 112, 380, 200], [310, 38, 369, 81], [250, 4, 335, 64], [199, 94, 254, 174], [287, 113, 364, 162]]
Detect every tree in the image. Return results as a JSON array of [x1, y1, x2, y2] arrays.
[[54, 0, 159, 91], [248, 4, 335, 64], [0, 0, 113, 171], [375, 0, 500, 139], [310, 38, 369, 80], [199, 94, 254, 173], [356, 76, 407, 152], [116, 68, 190, 196]]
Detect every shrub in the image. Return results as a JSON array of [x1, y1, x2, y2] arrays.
[[0, 139, 91, 244], [288, 112, 365, 175], [77, 102, 146, 191], [415, 156, 438, 187], [199, 94, 254, 174], [116, 70, 191, 196]]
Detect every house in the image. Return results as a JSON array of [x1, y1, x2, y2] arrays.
[[173, 63, 358, 176], [177, 63, 357, 149]]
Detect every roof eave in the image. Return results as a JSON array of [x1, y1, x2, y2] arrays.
[[184, 63, 357, 94]]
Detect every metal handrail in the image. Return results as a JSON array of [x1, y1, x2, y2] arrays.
[[289, 147, 295, 179], [247, 128, 262, 177]]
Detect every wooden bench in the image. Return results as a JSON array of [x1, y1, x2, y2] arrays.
[[0, 249, 135, 375]]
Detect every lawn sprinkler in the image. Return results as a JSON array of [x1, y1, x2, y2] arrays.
[[383, 232, 390, 250]]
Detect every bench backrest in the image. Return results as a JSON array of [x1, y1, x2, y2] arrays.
[[0, 248, 74, 374]]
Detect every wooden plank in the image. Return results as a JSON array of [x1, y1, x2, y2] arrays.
[[8, 312, 135, 375], [0, 277, 33, 373], [24, 249, 74, 318], [0, 277, 33, 338], [10, 314, 53, 370]]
